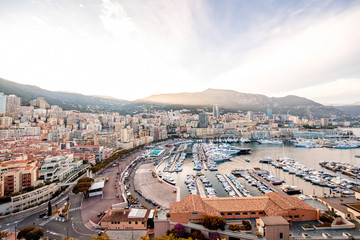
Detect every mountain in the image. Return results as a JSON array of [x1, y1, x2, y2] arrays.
[[0, 78, 129, 112], [138, 88, 344, 117], [335, 105, 360, 116], [0, 79, 346, 117]]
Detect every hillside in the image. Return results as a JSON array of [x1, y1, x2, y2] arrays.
[[138, 89, 344, 117], [336, 105, 360, 116], [0, 78, 129, 112]]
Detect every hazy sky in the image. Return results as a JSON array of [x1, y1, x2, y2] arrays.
[[1, 0, 360, 104]]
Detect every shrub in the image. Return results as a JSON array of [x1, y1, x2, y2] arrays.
[[209, 231, 221, 240], [302, 223, 314, 229], [316, 222, 332, 228], [242, 220, 252, 230], [201, 215, 226, 231], [229, 223, 240, 231], [320, 213, 334, 223], [173, 223, 186, 238], [191, 230, 205, 240]]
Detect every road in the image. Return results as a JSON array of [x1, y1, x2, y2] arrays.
[[0, 186, 96, 240], [0, 143, 173, 239]]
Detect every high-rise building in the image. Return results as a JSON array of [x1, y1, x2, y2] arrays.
[[0, 92, 6, 115], [30, 97, 50, 109], [213, 104, 219, 118], [199, 113, 209, 128], [6, 94, 21, 119], [266, 108, 272, 120]]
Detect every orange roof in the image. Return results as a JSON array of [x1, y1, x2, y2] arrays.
[[170, 192, 317, 217], [170, 195, 221, 217], [203, 196, 269, 212]]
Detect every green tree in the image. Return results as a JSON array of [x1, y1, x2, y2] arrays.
[[72, 182, 92, 195], [191, 230, 205, 240], [201, 215, 226, 231], [90, 233, 110, 240], [17, 227, 44, 240], [77, 177, 94, 183], [47, 200, 52, 216]]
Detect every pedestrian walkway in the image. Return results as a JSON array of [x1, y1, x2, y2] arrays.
[[195, 178, 207, 198], [39, 217, 54, 226]]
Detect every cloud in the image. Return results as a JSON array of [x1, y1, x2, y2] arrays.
[[211, 4, 360, 97], [288, 78, 360, 105]]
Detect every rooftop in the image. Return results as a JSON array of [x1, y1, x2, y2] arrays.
[[260, 216, 289, 226]]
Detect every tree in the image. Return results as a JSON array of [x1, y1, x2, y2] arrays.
[[191, 230, 205, 240], [90, 233, 110, 240], [201, 215, 226, 231], [72, 182, 92, 195], [173, 223, 186, 238], [77, 177, 94, 183], [47, 201, 52, 216], [209, 232, 221, 240], [17, 227, 44, 240]]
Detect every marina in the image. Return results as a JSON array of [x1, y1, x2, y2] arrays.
[[155, 141, 360, 200]]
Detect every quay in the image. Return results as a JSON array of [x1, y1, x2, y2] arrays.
[[222, 174, 243, 197], [168, 153, 180, 172], [249, 171, 285, 195], [195, 178, 207, 198]]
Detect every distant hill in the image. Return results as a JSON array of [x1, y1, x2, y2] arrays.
[[335, 105, 360, 116], [138, 88, 344, 117], [0, 79, 346, 117], [0, 78, 129, 112]]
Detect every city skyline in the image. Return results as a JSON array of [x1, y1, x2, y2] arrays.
[[1, 0, 360, 105]]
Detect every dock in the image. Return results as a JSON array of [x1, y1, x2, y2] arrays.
[[222, 174, 243, 197], [168, 153, 180, 172], [249, 171, 286, 195], [196, 178, 207, 198]]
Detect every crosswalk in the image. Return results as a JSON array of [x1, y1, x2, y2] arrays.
[[69, 206, 81, 212], [39, 216, 70, 226], [39, 217, 54, 226]]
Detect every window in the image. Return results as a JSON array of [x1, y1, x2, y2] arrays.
[[192, 212, 198, 215], [251, 212, 256, 215], [243, 212, 248, 216], [227, 213, 232, 216], [280, 233, 283, 239], [221, 213, 224, 216], [135, 221, 138, 224], [291, 209, 296, 211], [294, 215, 299, 219], [129, 221, 131, 224], [235, 213, 240, 216], [142, 221, 145, 224], [259, 212, 264, 215]]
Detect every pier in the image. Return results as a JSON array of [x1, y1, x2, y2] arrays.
[[222, 174, 243, 197], [196, 178, 207, 198], [168, 153, 180, 172], [249, 171, 285, 195]]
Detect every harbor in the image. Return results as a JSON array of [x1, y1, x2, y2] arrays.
[[152, 140, 360, 200]]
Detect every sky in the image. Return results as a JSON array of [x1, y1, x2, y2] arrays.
[[0, 0, 359, 105]]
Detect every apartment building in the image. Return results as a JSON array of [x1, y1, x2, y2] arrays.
[[70, 145, 104, 162], [2, 165, 38, 195]]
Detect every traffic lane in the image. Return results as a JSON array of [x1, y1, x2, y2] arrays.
[[0, 186, 72, 224]]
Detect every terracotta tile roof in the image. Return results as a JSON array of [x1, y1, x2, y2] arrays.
[[203, 196, 269, 212], [170, 195, 221, 217], [266, 192, 316, 211], [171, 192, 317, 218], [260, 216, 289, 226]]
